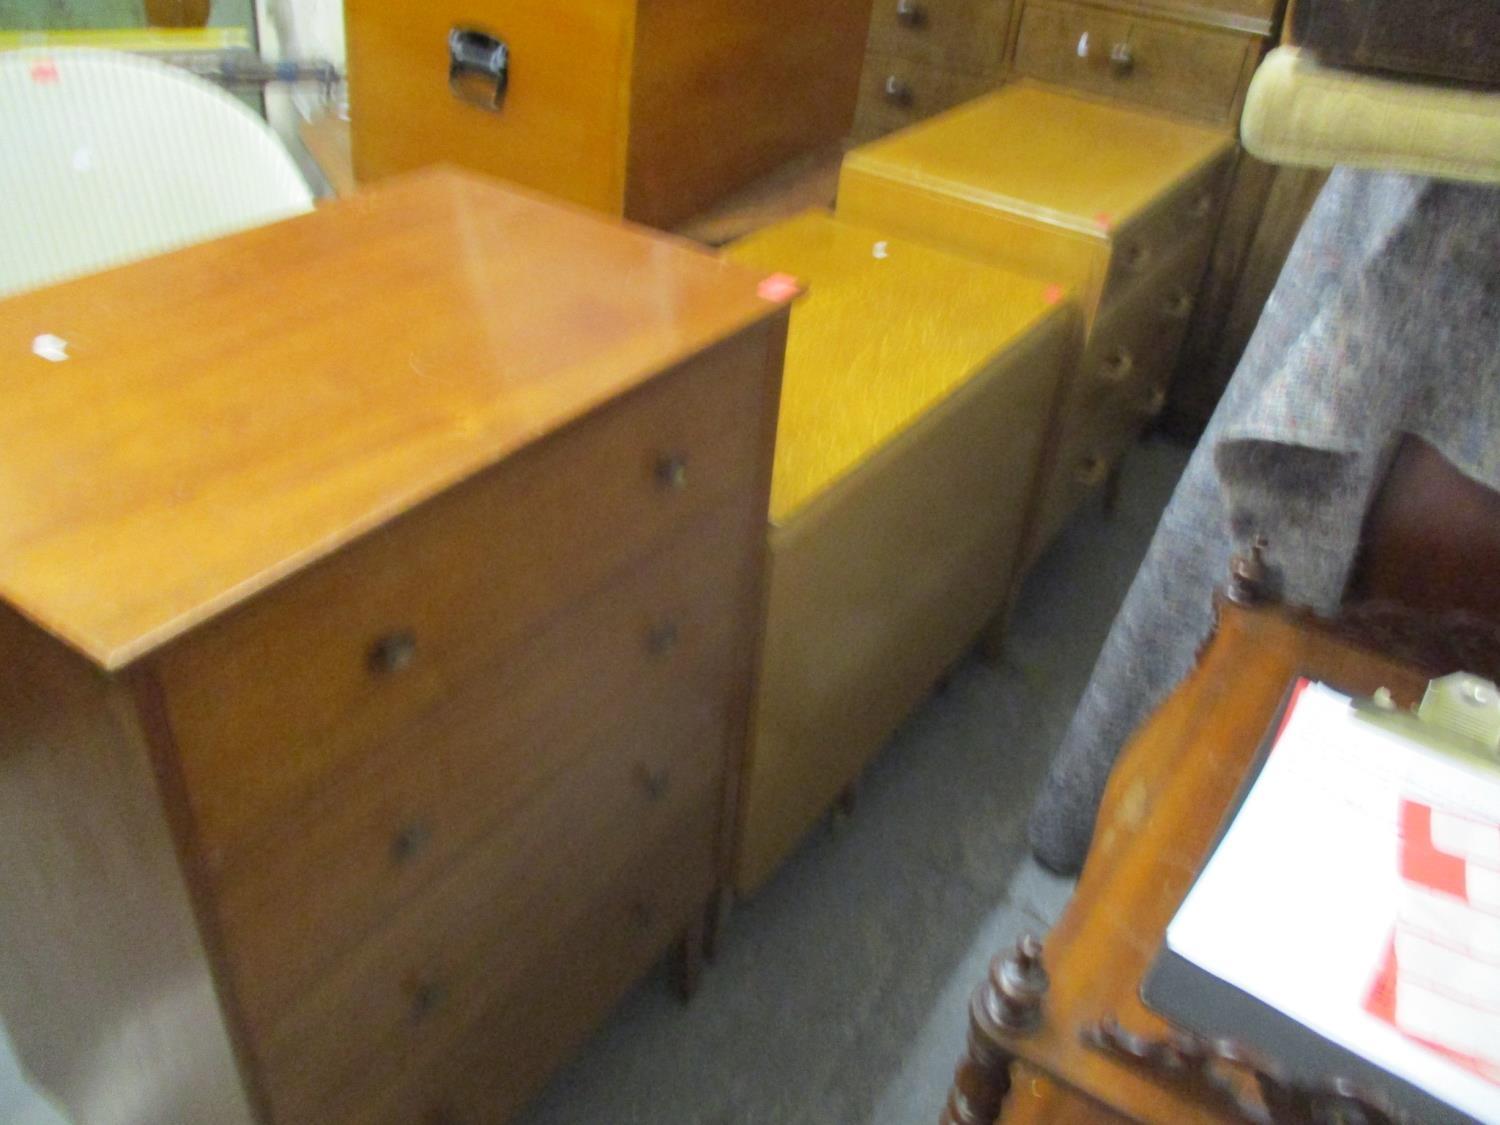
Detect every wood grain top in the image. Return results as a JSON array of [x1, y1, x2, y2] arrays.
[[0, 167, 788, 670], [724, 210, 1071, 524], [841, 81, 1233, 237]]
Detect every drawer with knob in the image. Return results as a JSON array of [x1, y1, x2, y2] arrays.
[[334, 813, 718, 1125], [1012, 0, 1259, 125], [852, 51, 991, 141], [210, 500, 756, 1032], [251, 698, 724, 1124], [153, 332, 769, 859], [1099, 154, 1229, 310], [866, 0, 1011, 75]]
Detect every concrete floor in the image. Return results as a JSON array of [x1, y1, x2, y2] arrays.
[[516, 438, 1189, 1125]]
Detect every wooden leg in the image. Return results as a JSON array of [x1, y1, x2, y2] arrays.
[[672, 906, 707, 1002], [702, 888, 730, 965], [940, 1031, 1015, 1125], [1102, 461, 1124, 515]]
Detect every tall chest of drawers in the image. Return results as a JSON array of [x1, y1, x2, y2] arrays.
[[0, 169, 788, 1124], [839, 82, 1233, 557]]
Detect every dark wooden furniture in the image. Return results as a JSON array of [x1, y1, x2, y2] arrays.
[[1289, 0, 1500, 87], [0, 168, 788, 1125], [939, 596, 1486, 1124]]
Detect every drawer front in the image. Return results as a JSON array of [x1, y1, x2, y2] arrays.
[[866, 0, 1011, 75], [215, 501, 757, 1032], [1101, 154, 1230, 309], [1013, 0, 1258, 125], [254, 706, 724, 1123], [339, 816, 716, 1125], [852, 52, 991, 141], [155, 331, 771, 857]]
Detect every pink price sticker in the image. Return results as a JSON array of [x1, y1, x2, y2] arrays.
[[1043, 284, 1065, 305], [756, 273, 800, 304], [30, 60, 60, 84], [1093, 211, 1114, 231]]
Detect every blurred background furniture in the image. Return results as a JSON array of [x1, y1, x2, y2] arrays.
[[0, 47, 311, 298]]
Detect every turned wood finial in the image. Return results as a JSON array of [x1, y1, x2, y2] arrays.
[[979, 933, 1049, 1034], [1227, 537, 1271, 605]]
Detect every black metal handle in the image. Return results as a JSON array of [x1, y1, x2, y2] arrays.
[[449, 27, 509, 111]]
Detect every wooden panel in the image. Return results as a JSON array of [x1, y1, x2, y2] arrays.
[[156, 335, 770, 858], [343, 0, 635, 211], [343, 811, 718, 1125], [625, 0, 872, 228], [1001, 1063, 1134, 1122], [866, 0, 1012, 75], [735, 309, 1077, 892], [214, 500, 756, 1032], [852, 51, 994, 141], [1013, 0, 1258, 124], [0, 169, 784, 671], [257, 714, 723, 1124], [0, 607, 256, 1125]]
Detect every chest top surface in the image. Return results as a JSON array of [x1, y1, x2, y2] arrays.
[[726, 210, 1069, 524], [0, 167, 782, 670], [843, 82, 1233, 236]]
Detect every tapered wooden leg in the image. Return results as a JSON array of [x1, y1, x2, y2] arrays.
[[702, 888, 730, 965], [673, 906, 707, 1002], [1102, 462, 1124, 515]]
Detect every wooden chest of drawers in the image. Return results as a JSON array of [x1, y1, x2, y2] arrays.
[[838, 83, 1231, 556], [344, 0, 872, 228], [724, 211, 1079, 892], [0, 169, 787, 1124]]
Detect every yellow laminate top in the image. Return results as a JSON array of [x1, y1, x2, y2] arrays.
[[841, 82, 1233, 237], [725, 211, 1070, 525]]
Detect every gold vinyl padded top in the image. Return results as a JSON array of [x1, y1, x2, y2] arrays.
[[725, 211, 1068, 525], [843, 82, 1231, 237]]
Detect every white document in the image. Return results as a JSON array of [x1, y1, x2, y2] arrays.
[[1166, 681, 1500, 1124]]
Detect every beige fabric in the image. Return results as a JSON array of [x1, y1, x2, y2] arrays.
[[1242, 47, 1500, 184]]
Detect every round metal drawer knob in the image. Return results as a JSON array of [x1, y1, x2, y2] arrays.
[[369, 629, 417, 675], [391, 820, 433, 865], [655, 453, 688, 491], [1075, 455, 1110, 487], [1163, 290, 1194, 319], [1098, 348, 1135, 384], [1108, 41, 1134, 76], [1142, 386, 1168, 417], [895, 0, 927, 26], [883, 75, 914, 107]]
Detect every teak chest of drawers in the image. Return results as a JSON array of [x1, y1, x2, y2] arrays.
[[838, 82, 1232, 558], [345, 0, 871, 228], [725, 211, 1078, 892], [0, 169, 788, 1124]]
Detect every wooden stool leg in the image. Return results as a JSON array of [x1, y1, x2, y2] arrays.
[[672, 905, 708, 1002], [940, 1031, 1014, 1124], [941, 935, 1049, 1124]]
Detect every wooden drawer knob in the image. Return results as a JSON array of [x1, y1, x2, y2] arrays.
[[1108, 41, 1134, 76], [1141, 385, 1168, 418], [1098, 348, 1135, 384], [883, 75, 914, 107], [1163, 290, 1194, 320], [634, 762, 672, 802], [369, 629, 418, 675], [391, 820, 433, 865], [895, 0, 927, 27], [408, 977, 448, 1023], [1075, 455, 1110, 487], [1117, 241, 1151, 274], [646, 619, 680, 656], [655, 453, 689, 491]]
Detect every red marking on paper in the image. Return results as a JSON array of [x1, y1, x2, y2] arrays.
[[1043, 283, 1065, 305], [1093, 211, 1115, 231], [30, 60, 60, 84], [1269, 678, 1312, 752], [757, 273, 800, 304], [1402, 801, 1469, 900]]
